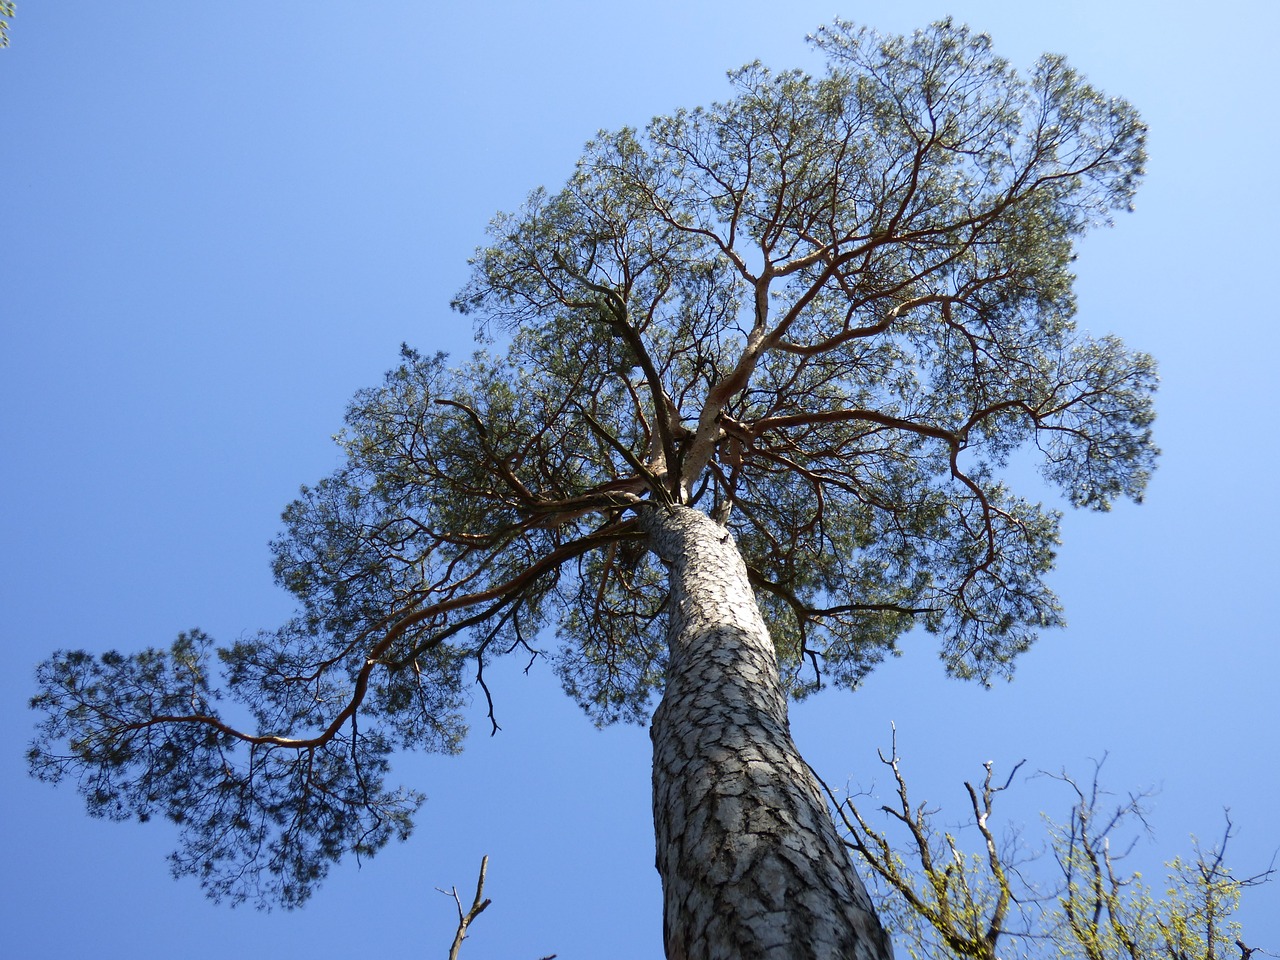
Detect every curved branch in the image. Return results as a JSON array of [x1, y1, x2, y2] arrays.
[[113, 518, 643, 752], [434, 398, 539, 504], [752, 408, 961, 448], [774, 293, 955, 357]]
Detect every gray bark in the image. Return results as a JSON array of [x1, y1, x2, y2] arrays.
[[642, 503, 894, 960]]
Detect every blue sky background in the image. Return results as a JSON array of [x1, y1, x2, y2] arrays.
[[2, 2, 1276, 957]]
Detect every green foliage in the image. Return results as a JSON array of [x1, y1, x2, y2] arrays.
[[457, 17, 1154, 688], [827, 745, 1271, 960], [0, 2, 14, 48], [28, 631, 439, 907], [1045, 786, 1265, 960], [29, 18, 1157, 906]]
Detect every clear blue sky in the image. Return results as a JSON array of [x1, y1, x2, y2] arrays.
[[3, 2, 1276, 957]]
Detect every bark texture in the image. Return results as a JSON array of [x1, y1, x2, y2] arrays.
[[642, 504, 893, 960]]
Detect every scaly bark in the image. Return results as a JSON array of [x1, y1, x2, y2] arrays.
[[642, 504, 893, 960]]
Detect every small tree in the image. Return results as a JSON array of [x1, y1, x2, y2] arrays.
[[826, 739, 1272, 960], [29, 19, 1155, 959]]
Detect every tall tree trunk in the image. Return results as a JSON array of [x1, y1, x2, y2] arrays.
[[641, 504, 894, 960]]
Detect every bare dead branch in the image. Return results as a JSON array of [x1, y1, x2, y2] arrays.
[[440, 855, 493, 960]]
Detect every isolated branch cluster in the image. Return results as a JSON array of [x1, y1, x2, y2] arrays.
[[822, 735, 1273, 960]]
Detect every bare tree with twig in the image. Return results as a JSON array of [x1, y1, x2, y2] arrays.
[[820, 736, 1273, 960]]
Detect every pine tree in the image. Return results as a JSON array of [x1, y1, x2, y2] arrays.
[[30, 20, 1154, 959]]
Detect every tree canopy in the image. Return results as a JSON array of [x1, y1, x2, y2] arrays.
[[29, 18, 1155, 909]]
